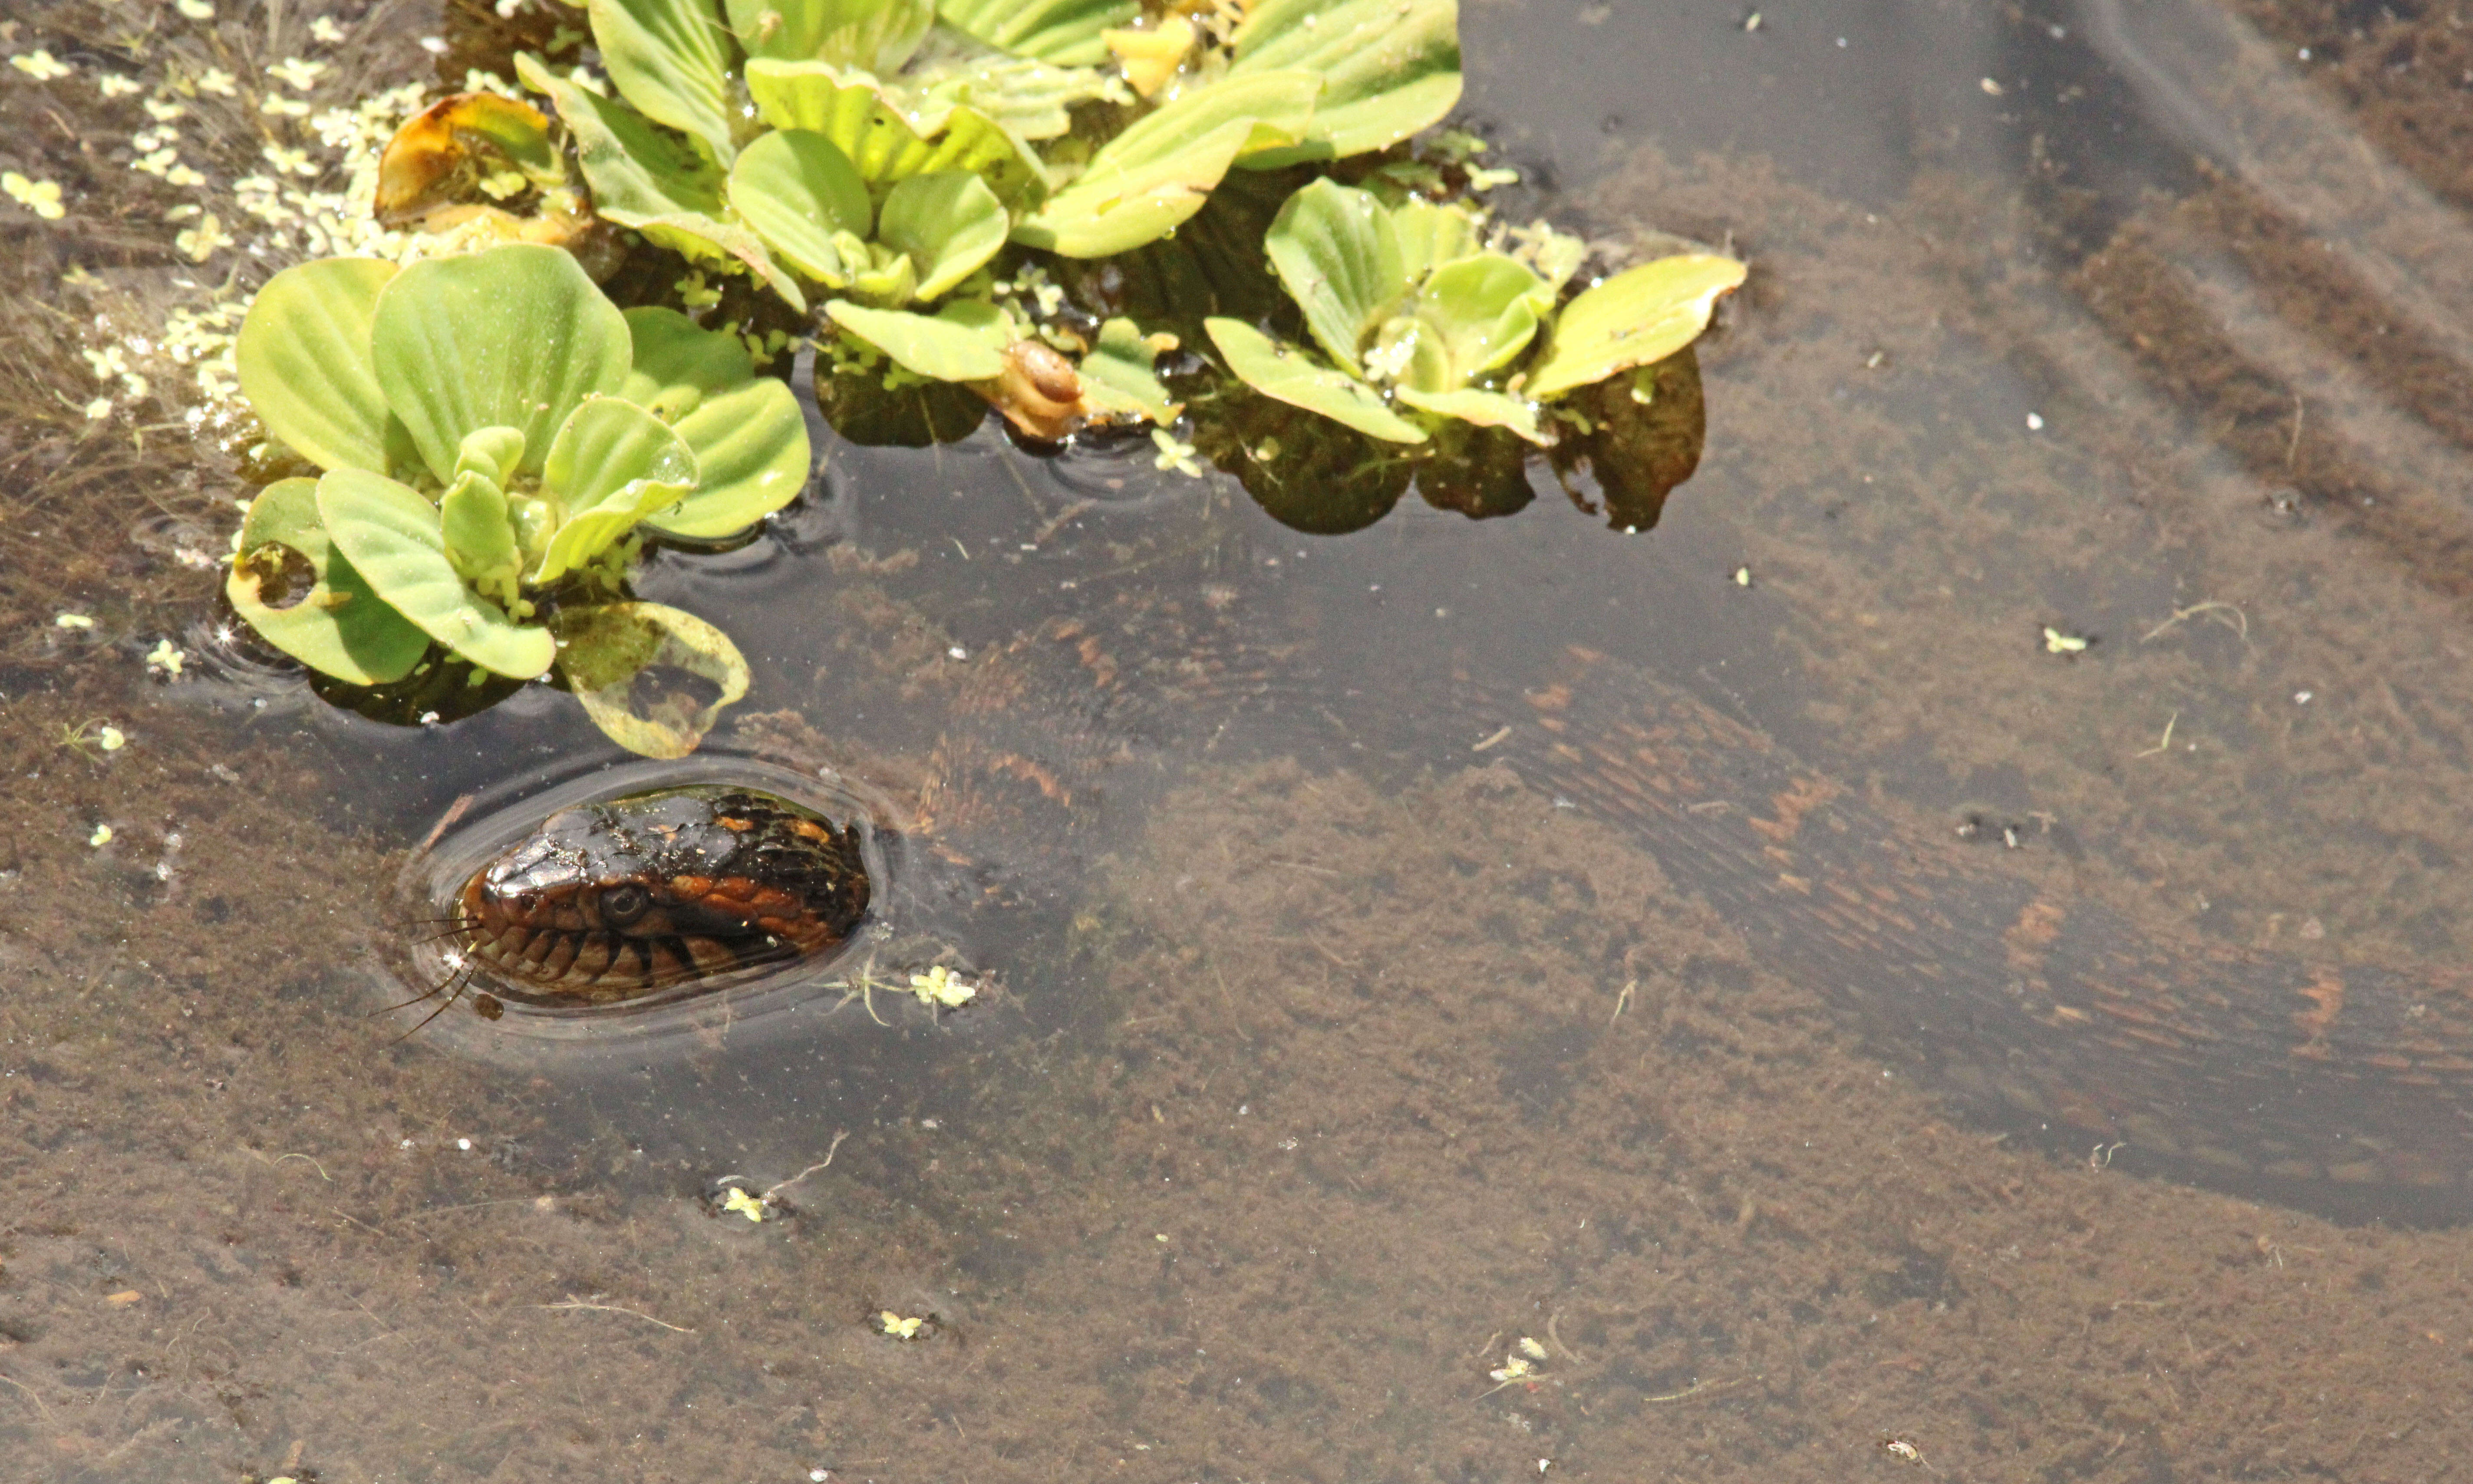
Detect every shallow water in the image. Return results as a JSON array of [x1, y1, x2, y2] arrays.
[[9, 0, 2473, 1477]]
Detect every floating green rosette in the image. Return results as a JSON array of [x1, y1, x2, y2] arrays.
[[224, 244, 804, 754]]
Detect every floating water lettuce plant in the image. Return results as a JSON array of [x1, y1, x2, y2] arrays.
[[355, 0, 1735, 456], [528, 0, 1458, 277], [412, 0, 1462, 427], [227, 242, 805, 755], [1207, 178, 1746, 445], [218, 0, 1746, 742]]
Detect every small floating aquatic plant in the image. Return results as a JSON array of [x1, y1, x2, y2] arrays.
[[215, 0, 1745, 752], [1207, 178, 1744, 446], [227, 241, 807, 755], [386, 0, 1738, 449]]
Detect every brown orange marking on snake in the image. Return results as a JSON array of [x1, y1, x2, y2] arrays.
[[2290, 968, 2347, 1060], [1749, 775, 1840, 846], [2005, 900, 2067, 974]]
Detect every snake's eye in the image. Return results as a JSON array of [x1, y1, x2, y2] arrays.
[[600, 882, 651, 928]]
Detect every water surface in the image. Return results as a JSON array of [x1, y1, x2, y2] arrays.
[[7, 0, 2473, 1477]]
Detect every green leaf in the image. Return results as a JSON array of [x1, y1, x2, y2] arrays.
[[1077, 317, 1180, 424], [524, 53, 723, 210], [876, 170, 1008, 300], [509, 495, 557, 563], [317, 468, 557, 678], [903, 33, 1122, 141], [744, 60, 1046, 207], [226, 477, 430, 685], [1263, 178, 1405, 376], [621, 304, 756, 418], [235, 257, 400, 475], [1392, 251, 1548, 390], [618, 309, 812, 538], [1525, 253, 1747, 399], [1012, 69, 1320, 257], [646, 219, 812, 311], [936, 0, 1135, 65], [522, 56, 811, 310], [542, 396, 697, 516], [588, 0, 739, 162], [454, 425, 527, 485], [1395, 385, 1543, 443], [439, 470, 525, 596], [1228, 0, 1462, 164], [728, 128, 874, 284], [1205, 317, 1425, 444], [1391, 198, 1481, 284], [554, 601, 751, 758], [1261, 188, 1540, 394], [534, 396, 699, 582], [653, 375, 810, 538], [724, 0, 932, 69], [1504, 217, 1588, 295], [370, 243, 633, 485], [847, 248, 922, 306], [824, 299, 1006, 380], [534, 486, 695, 583]]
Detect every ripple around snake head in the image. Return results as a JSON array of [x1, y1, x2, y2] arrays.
[[384, 755, 917, 1063]]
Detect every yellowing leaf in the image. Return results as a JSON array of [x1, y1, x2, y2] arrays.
[[1524, 253, 1745, 399], [554, 601, 751, 757], [1012, 70, 1319, 257], [1206, 317, 1425, 444], [1103, 15, 1193, 98], [374, 92, 561, 226]]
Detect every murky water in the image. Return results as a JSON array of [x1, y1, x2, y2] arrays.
[[8, 0, 2473, 1477]]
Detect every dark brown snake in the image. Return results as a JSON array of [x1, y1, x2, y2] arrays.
[[444, 598, 1187, 1012], [1481, 643, 2473, 1216], [456, 788, 870, 1003], [447, 594, 2473, 1214]]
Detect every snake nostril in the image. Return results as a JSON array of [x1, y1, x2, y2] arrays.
[[600, 882, 651, 927]]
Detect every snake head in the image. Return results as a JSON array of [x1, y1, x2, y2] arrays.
[[454, 787, 870, 999]]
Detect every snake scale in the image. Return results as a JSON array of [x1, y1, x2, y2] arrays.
[[445, 568, 2473, 1215], [1474, 642, 2473, 1215]]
